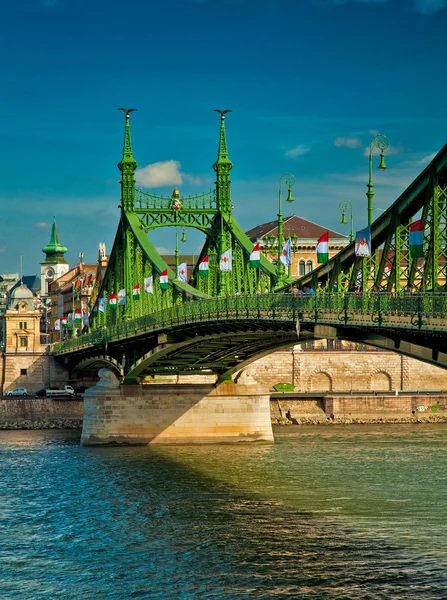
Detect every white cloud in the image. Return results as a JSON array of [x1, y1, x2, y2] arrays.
[[183, 173, 209, 186], [334, 136, 362, 148], [136, 160, 182, 188], [411, 0, 447, 14], [323, 0, 447, 14], [363, 144, 404, 156], [285, 144, 310, 158], [416, 152, 437, 166], [35, 222, 50, 229], [135, 160, 205, 188], [155, 246, 175, 255]]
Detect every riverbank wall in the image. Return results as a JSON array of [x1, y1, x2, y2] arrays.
[[270, 394, 447, 424], [0, 393, 446, 431], [0, 398, 83, 430]]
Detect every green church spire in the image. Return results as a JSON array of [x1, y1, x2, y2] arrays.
[[213, 110, 233, 212], [117, 108, 138, 211], [41, 217, 68, 264]]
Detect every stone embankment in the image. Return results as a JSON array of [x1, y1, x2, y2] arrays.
[[273, 414, 447, 426], [271, 394, 447, 425], [0, 398, 83, 430]]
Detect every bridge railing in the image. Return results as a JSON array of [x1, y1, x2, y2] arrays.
[[53, 292, 447, 355]]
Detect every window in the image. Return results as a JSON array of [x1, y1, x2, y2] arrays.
[[19, 337, 28, 348], [299, 260, 305, 276], [19, 322, 28, 330], [306, 260, 313, 274], [20, 368, 27, 375]]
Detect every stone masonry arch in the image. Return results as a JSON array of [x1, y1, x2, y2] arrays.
[[369, 369, 392, 391], [309, 369, 332, 392]]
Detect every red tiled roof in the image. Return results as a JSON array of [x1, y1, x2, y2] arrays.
[[245, 215, 348, 242]]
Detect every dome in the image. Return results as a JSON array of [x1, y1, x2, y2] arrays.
[[8, 284, 35, 311]]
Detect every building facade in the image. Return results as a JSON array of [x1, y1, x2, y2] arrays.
[[245, 214, 349, 280]]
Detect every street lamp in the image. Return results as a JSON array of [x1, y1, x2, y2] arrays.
[[277, 173, 296, 285], [366, 134, 389, 226], [339, 200, 354, 242]]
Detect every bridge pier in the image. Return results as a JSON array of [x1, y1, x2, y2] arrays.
[[81, 370, 273, 445]]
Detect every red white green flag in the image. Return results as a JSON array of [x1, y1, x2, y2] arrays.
[[409, 219, 424, 258], [132, 283, 140, 300], [74, 309, 82, 323], [160, 269, 169, 290], [316, 232, 329, 264], [144, 276, 153, 294], [109, 293, 117, 308], [61, 315, 68, 328], [198, 255, 209, 277], [249, 242, 261, 268]]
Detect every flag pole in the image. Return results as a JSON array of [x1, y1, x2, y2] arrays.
[[72, 282, 76, 338]]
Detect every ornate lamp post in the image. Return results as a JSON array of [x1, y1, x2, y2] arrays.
[[366, 134, 389, 226], [339, 200, 354, 242], [277, 173, 296, 285]]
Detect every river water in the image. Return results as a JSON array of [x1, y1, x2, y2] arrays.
[[1, 424, 446, 599]]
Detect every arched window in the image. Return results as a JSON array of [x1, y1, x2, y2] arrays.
[[306, 260, 313, 273], [298, 260, 305, 276]]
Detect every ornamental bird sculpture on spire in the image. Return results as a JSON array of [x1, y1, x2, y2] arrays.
[[214, 109, 232, 120], [118, 107, 137, 118]]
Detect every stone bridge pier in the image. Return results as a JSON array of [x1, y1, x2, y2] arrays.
[[81, 369, 273, 445]]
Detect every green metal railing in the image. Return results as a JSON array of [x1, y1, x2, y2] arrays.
[[135, 189, 216, 211], [53, 292, 447, 356]]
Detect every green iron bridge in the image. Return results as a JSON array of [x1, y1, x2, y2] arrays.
[[53, 110, 447, 383]]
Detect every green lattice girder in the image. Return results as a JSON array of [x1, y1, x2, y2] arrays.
[[55, 292, 447, 382], [90, 211, 209, 329], [284, 143, 447, 294], [134, 188, 218, 233]]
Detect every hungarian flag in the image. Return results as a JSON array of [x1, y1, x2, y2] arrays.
[[109, 293, 117, 308], [132, 283, 140, 300], [249, 242, 261, 268], [220, 248, 232, 271], [177, 262, 187, 282], [144, 276, 153, 294], [160, 269, 169, 290], [61, 315, 68, 328], [316, 232, 329, 264], [280, 239, 291, 267], [118, 289, 126, 305], [198, 256, 209, 277], [74, 309, 82, 323], [409, 219, 424, 258]]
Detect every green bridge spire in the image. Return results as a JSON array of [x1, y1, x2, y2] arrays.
[[213, 109, 233, 212], [117, 108, 138, 211]]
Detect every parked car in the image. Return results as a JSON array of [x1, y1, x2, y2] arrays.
[[35, 388, 48, 397], [7, 387, 28, 396]]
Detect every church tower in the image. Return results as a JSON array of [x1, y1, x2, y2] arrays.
[[40, 217, 69, 297]]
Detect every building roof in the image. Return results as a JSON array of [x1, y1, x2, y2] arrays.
[[9, 275, 41, 296], [245, 215, 348, 243], [8, 283, 35, 310], [50, 263, 97, 293]]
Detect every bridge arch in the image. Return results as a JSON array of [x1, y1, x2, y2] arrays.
[[71, 355, 124, 379]]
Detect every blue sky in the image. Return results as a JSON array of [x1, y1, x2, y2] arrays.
[[1, 0, 446, 274]]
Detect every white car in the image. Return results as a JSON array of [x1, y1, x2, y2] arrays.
[[6, 387, 28, 396]]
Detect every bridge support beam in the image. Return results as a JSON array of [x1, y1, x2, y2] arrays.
[[81, 380, 273, 446]]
